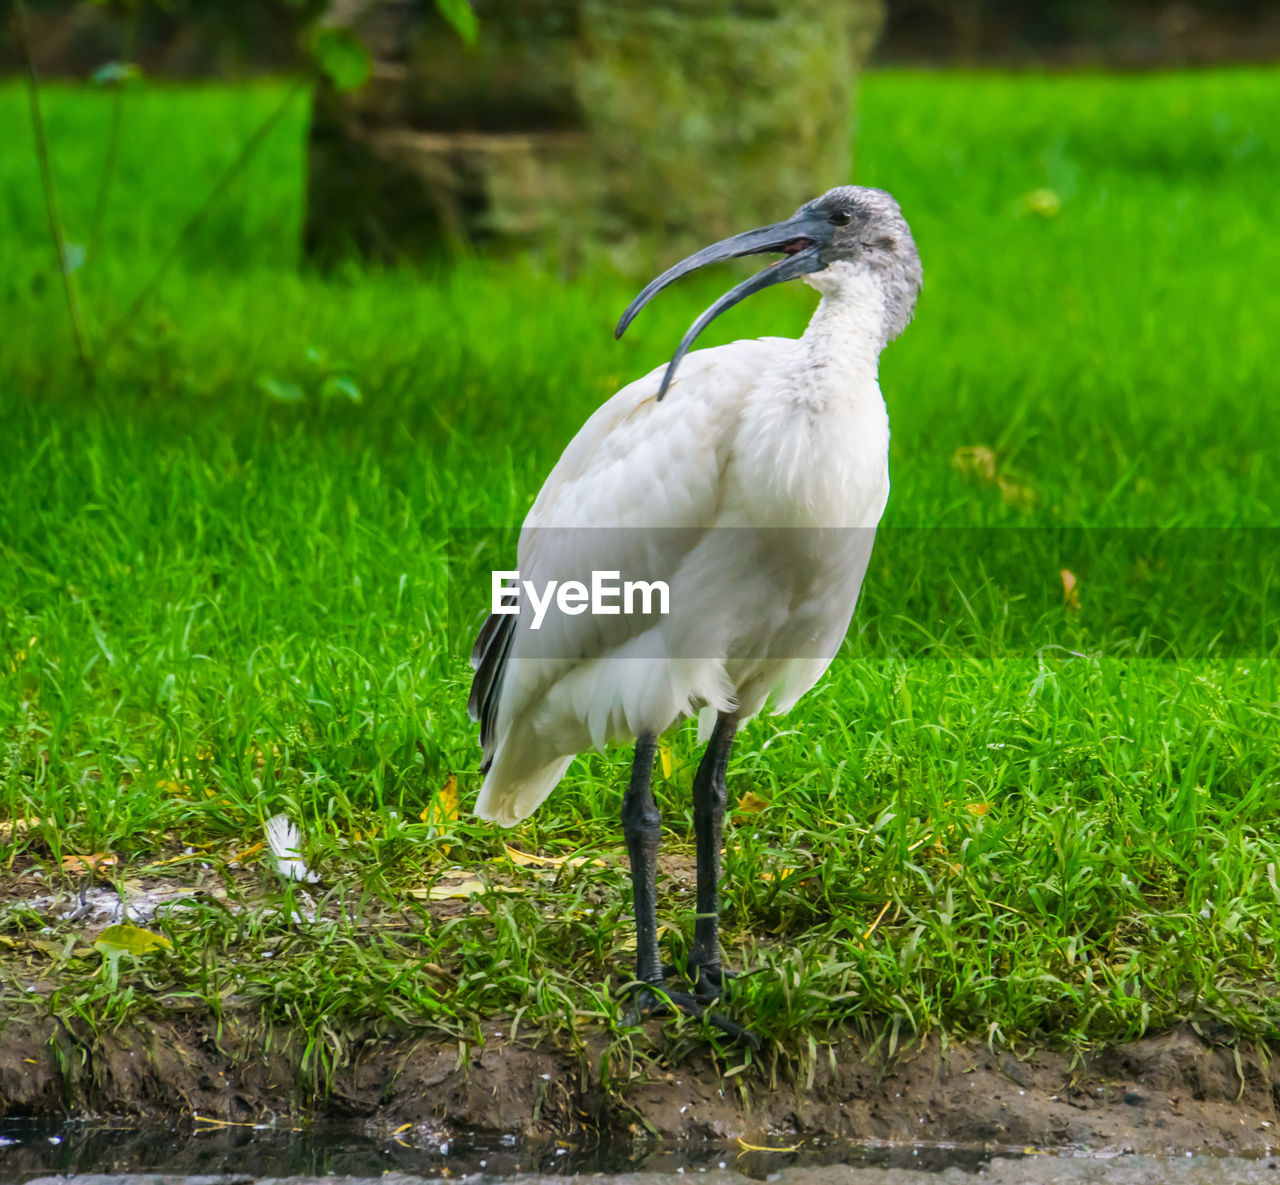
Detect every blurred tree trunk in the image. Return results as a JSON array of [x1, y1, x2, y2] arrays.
[[304, 0, 885, 271]]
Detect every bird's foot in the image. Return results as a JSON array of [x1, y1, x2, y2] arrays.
[[623, 980, 759, 1049], [662, 958, 739, 1003]]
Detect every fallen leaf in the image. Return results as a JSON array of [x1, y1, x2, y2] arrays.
[[410, 871, 523, 901], [659, 742, 673, 779], [421, 775, 458, 826], [94, 924, 172, 958], [1061, 568, 1080, 611], [224, 841, 264, 865], [952, 446, 1034, 509], [0, 817, 40, 842], [951, 444, 996, 482], [615, 922, 672, 954], [965, 802, 991, 816], [62, 853, 117, 873], [759, 868, 797, 883], [419, 962, 458, 988], [502, 844, 605, 870], [28, 937, 77, 959], [997, 474, 1036, 509], [504, 845, 558, 867], [863, 899, 893, 940], [737, 1138, 801, 1153], [736, 791, 769, 815]]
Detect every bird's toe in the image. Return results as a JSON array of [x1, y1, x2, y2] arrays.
[[622, 981, 758, 1048], [692, 963, 738, 1002], [661, 959, 740, 1002]]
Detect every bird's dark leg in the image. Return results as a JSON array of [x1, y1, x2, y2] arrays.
[[622, 733, 663, 986], [622, 730, 757, 1047], [687, 712, 738, 999]]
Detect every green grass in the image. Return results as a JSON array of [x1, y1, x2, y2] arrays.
[[1, 69, 1279, 1084]]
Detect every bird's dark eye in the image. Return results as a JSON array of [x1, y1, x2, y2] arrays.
[[829, 209, 853, 226]]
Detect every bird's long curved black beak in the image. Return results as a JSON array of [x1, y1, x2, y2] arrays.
[[615, 209, 832, 400]]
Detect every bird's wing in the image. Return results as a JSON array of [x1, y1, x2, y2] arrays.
[[469, 338, 793, 763], [526, 335, 796, 532], [468, 610, 516, 771]]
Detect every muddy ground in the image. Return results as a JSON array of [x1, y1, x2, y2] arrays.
[[1, 1014, 1277, 1156]]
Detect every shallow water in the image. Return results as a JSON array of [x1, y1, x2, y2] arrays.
[[4, 1121, 1280, 1184], [0, 1118, 1008, 1180]]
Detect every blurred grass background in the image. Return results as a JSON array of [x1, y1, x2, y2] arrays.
[[1, 70, 1279, 1058]]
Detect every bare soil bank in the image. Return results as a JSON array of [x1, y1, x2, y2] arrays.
[[1, 1015, 1277, 1155]]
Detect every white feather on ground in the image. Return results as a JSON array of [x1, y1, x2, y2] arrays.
[[264, 813, 321, 883]]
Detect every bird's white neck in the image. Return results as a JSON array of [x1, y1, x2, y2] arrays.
[[724, 262, 891, 529], [799, 261, 888, 383]]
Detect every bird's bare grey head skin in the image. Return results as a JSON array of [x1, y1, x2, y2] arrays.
[[617, 185, 923, 399]]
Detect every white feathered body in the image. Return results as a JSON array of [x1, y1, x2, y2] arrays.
[[474, 264, 892, 825]]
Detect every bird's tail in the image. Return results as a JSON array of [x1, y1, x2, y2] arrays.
[[474, 745, 574, 828]]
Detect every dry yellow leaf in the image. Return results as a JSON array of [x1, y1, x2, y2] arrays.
[[736, 791, 769, 815], [965, 802, 991, 817], [1061, 568, 1080, 611], [737, 1138, 801, 1153], [138, 850, 202, 871], [504, 844, 559, 866], [421, 775, 459, 827], [502, 844, 604, 870], [863, 899, 893, 940], [952, 446, 1034, 509], [998, 474, 1036, 509], [419, 962, 457, 987], [0, 817, 40, 842], [62, 853, 117, 873], [418, 878, 486, 900], [410, 870, 523, 901], [225, 841, 264, 864], [951, 444, 996, 482], [659, 742, 673, 778], [157, 779, 188, 796], [615, 922, 672, 954]]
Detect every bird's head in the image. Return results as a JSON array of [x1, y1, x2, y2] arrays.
[[616, 185, 922, 399]]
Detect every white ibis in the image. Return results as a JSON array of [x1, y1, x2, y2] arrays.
[[469, 186, 922, 1037]]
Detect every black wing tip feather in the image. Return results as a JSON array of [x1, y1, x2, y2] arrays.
[[470, 612, 503, 668], [468, 612, 516, 768]]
